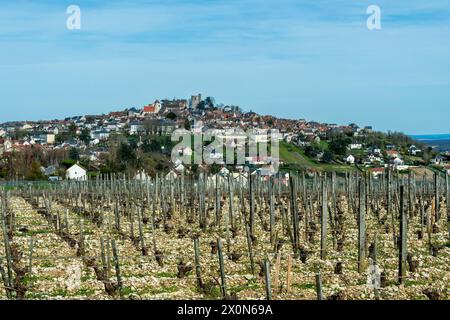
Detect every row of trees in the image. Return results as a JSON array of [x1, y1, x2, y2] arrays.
[[0, 147, 69, 180], [0, 134, 177, 181], [97, 133, 175, 176]]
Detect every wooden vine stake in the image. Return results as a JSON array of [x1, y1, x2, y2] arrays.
[[28, 237, 34, 275], [264, 259, 272, 300], [446, 172, 449, 240], [1, 204, 13, 298], [434, 173, 440, 222], [100, 237, 108, 278], [315, 271, 323, 300], [193, 238, 203, 291], [111, 239, 123, 299], [273, 253, 281, 294], [249, 175, 255, 238], [386, 168, 396, 247], [320, 179, 328, 260], [372, 235, 380, 300], [217, 238, 228, 299], [290, 175, 299, 256], [269, 176, 275, 246], [244, 222, 255, 275], [398, 186, 407, 285], [358, 180, 366, 273], [0, 257, 11, 299], [286, 254, 292, 294], [137, 207, 147, 255]]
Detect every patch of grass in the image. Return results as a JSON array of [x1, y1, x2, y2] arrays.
[[404, 279, 430, 288], [230, 282, 261, 294], [279, 142, 315, 167], [50, 288, 69, 297], [40, 260, 55, 268], [80, 275, 91, 282], [74, 288, 96, 296], [202, 285, 222, 299], [22, 274, 39, 286], [25, 292, 46, 299], [319, 141, 329, 150], [279, 141, 356, 173], [292, 283, 315, 290], [162, 286, 179, 294], [121, 286, 134, 296], [143, 285, 179, 296]]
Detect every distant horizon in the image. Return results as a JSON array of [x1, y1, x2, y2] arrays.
[[410, 134, 450, 140]]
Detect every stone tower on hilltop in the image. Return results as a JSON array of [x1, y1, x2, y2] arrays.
[[190, 94, 202, 109]]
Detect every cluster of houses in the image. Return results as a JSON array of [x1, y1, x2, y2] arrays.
[[1, 93, 449, 180], [344, 145, 408, 168], [0, 93, 336, 156], [345, 144, 450, 177], [0, 94, 376, 156]]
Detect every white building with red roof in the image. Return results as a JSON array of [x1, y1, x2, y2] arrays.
[[142, 100, 161, 115]]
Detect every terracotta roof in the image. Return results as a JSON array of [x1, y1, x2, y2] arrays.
[[143, 105, 156, 113], [386, 150, 399, 155]]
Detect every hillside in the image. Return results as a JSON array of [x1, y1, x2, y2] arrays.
[[0, 101, 445, 180]]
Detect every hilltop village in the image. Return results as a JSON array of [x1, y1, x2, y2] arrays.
[[0, 94, 448, 181]]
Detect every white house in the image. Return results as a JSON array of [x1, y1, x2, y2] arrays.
[[142, 100, 162, 115], [165, 170, 178, 180], [283, 133, 294, 143], [134, 169, 151, 181], [174, 163, 186, 173], [346, 155, 355, 164], [432, 155, 445, 166], [368, 154, 382, 163], [3, 140, 12, 153], [409, 145, 422, 156], [130, 121, 144, 135], [393, 157, 405, 166], [349, 143, 363, 150], [22, 123, 33, 131], [66, 163, 87, 181], [219, 167, 230, 177], [91, 130, 110, 141], [373, 148, 382, 155]]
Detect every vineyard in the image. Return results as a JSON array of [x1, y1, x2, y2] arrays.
[[0, 170, 448, 300]]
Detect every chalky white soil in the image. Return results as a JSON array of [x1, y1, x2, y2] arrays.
[[0, 195, 448, 300]]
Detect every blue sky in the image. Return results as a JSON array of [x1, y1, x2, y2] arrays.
[[0, 0, 449, 134]]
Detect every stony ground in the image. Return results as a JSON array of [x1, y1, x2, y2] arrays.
[[0, 195, 448, 300]]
